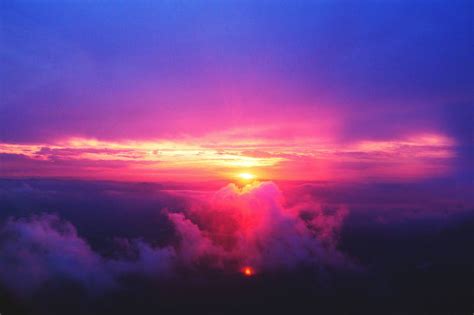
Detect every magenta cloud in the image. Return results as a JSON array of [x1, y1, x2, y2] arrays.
[[168, 181, 349, 273]]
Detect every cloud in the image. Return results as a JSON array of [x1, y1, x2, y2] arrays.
[[0, 178, 472, 314], [107, 239, 176, 277], [0, 214, 176, 297], [0, 132, 457, 182], [167, 181, 349, 273], [0, 214, 114, 296], [0, 181, 350, 297]]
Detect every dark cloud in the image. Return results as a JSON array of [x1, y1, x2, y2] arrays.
[[0, 181, 352, 299], [0, 178, 472, 314], [0, 213, 179, 297]]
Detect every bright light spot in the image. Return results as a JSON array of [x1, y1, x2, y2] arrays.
[[238, 173, 255, 180], [242, 266, 254, 277]]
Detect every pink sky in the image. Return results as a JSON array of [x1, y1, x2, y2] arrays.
[[1, 1, 471, 183], [0, 132, 455, 182]]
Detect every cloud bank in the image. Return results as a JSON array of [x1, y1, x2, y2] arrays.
[[0, 181, 349, 297]]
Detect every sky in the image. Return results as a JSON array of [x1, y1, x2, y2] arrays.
[[0, 2, 473, 314], [1, 0, 472, 182]]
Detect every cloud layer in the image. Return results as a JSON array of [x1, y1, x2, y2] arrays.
[[0, 178, 472, 315], [0, 181, 349, 297]]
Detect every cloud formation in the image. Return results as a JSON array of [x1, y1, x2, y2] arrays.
[[0, 133, 456, 182], [0, 214, 114, 296], [169, 181, 348, 273], [0, 214, 175, 297], [0, 181, 349, 297]]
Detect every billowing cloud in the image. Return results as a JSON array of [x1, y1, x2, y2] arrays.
[[0, 214, 176, 297], [0, 181, 350, 297], [0, 214, 115, 296], [169, 181, 349, 273]]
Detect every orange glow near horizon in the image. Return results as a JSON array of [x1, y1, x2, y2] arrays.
[[242, 266, 254, 277], [0, 132, 456, 182], [238, 172, 256, 181]]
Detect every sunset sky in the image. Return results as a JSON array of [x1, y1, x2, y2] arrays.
[[1, 2, 473, 314], [1, 1, 472, 182]]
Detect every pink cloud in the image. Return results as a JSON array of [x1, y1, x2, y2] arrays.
[[0, 180, 352, 297], [0, 132, 456, 182], [167, 181, 350, 273]]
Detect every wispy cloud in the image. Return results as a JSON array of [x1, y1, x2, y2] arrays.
[[0, 133, 455, 181]]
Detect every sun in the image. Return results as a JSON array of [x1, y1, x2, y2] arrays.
[[238, 172, 255, 180]]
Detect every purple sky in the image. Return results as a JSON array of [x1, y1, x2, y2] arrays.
[[0, 0, 472, 181]]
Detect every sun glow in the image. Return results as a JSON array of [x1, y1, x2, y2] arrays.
[[242, 266, 254, 277], [0, 132, 456, 182], [238, 172, 256, 180]]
